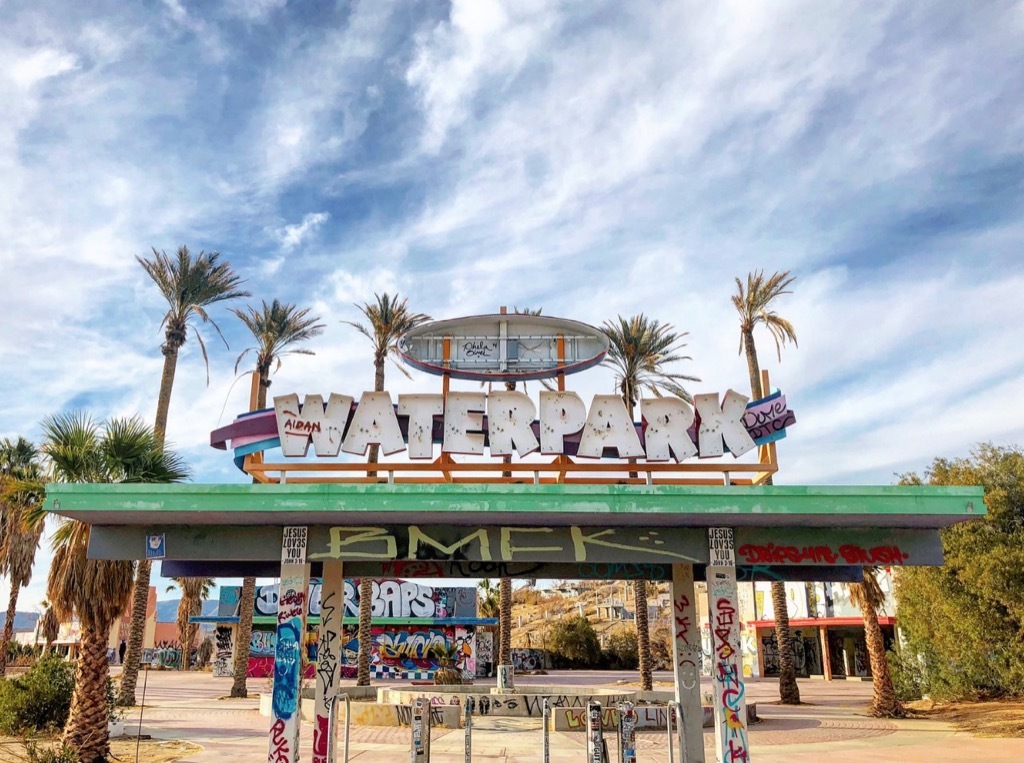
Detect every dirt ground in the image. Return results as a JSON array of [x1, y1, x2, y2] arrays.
[[0, 737, 202, 762], [908, 698, 1024, 737]]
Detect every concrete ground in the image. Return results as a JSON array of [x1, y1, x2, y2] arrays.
[[115, 669, 1024, 762]]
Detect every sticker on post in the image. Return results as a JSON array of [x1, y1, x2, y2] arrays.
[[146, 533, 166, 560], [281, 526, 308, 565], [708, 527, 735, 567]]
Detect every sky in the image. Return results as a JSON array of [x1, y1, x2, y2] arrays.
[[2, 0, 1023, 613]]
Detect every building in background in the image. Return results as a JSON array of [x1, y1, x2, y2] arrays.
[[696, 569, 897, 680]]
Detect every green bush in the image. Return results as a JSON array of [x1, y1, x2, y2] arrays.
[[546, 616, 602, 669], [887, 649, 925, 702], [23, 740, 79, 763], [603, 631, 639, 670], [896, 445, 1024, 700], [0, 655, 75, 733]]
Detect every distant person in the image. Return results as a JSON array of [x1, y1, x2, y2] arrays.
[[119, 639, 127, 664]]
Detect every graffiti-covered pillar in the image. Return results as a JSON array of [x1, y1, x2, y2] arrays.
[[671, 563, 705, 763], [707, 527, 748, 763], [268, 526, 310, 763], [313, 560, 344, 763]]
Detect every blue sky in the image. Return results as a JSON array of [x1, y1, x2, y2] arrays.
[[2, 0, 1023, 611]]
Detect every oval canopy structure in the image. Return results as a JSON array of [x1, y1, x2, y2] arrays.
[[397, 313, 609, 382]]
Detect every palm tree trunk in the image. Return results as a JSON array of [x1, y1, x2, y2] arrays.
[[634, 580, 652, 690], [499, 578, 512, 666], [153, 343, 180, 449], [862, 586, 902, 717], [742, 334, 800, 704], [118, 560, 150, 706], [63, 620, 113, 763], [356, 358, 386, 684], [121, 338, 180, 703], [357, 578, 373, 686], [183, 621, 197, 671], [742, 329, 763, 400], [0, 580, 19, 676], [771, 581, 801, 703], [230, 576, 257, 697], [227, 374, 268, 696]]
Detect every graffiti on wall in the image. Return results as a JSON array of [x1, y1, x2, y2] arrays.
[[511, 648, 545, 671], [476, 631, 493, 676], [338, 624, 477, 679], [760, 630, 822, 677], [223, 578, 477, 620], [213, 626, 233, 677]]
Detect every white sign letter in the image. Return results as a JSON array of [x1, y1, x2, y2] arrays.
[[274, 393, 353, 457], [398, 394, 444, 459], [642, 397, 698, 462], [577, 395, 644, 459], [539, 391, 587, 455], [342, 392, 405, 456], [487, 391, 540, 457], [443, 392, 487, 454], [695, 390, 755, 458]]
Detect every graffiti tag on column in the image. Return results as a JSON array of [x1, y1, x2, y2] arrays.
[[714, 599, 736, 661], [674, 594, 692, 645], [269, 718, 290, 763], [737, 544, 910, 565], [716, 594, 749, 761]]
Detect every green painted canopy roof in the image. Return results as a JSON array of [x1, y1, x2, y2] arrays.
[[47, 482, 982, 529]]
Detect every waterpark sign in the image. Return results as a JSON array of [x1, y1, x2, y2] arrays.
[[273, 388, 789, 462]]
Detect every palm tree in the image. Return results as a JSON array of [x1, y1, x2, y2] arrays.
[[848, 569, 903, 717], [0, 437, 44, 676], [602, 314, 700, 691], [169, 577, 214, 671], [40, 603, 59, 656], [733, 269, 800, 704], [121, 246, 248, 707], [344, 293, 430, 686], [477, 579, 499, 618], [230, 299, 324, 698], [42, 412, 188, 763]]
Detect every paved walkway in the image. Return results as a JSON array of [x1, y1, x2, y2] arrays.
[[115, 670, 1024, 762]]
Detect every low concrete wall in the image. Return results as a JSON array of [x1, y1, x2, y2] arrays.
[[552, 703, 757, 731], [377, 687, 633, 719], [297, 698, 462, 728]]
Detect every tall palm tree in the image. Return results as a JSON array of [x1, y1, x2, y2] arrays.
[[230, 299, 324, 697], [344, 293, 430, 686], [602, 314, 699, 691], [0, 437, 44, 676], [848, 569, 903, 717], [733, 269, 800, 704], [121, 246, 248, 707], [169, 577, 214, 671], [41, 412, 188, 763]]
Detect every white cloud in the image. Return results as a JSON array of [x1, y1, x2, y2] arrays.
[[9, 47, 78, 89], [277, 212, 329, 250]]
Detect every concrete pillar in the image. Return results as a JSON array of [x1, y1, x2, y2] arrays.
[[670, 563, 704, 763], [707, 528, 749, 763], [268, 526, 310, 763], [313, 560, 344, 763]]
